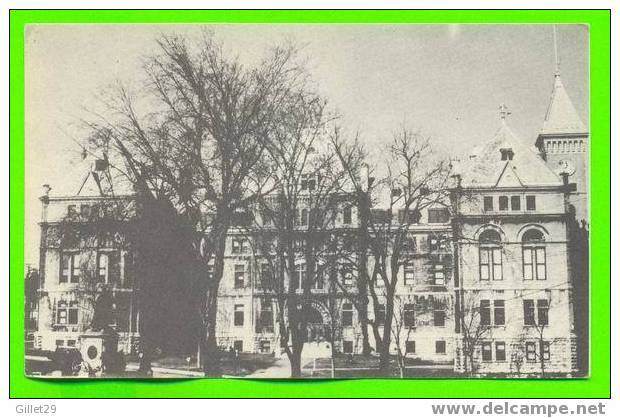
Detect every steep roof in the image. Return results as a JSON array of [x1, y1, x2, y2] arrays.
[[459, 121, 562, 188], [539, 74, 587, 136]]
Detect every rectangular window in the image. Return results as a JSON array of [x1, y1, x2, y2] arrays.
[[56, 301, 78, 325], [233, 340, 243, 352], [526, 195, 536, 211], [404, 264, 415, 285], [483, 196, 494, 211], [260, 264, 272, 290], [293, 264, 306, 290], [495, 342, 506, 361], [80, 204, 91, 218], [234, 264, 245, 289], [480, 300, 491, 326], [494, 300, 505, 326], [342, 303, 353, 327], [259, 301, 273, 329], [523, 299, 536, 326], [499, 196, 508, 211], [67, 205, 77, 217], [537, 299, 549, 326], [433, 264, 445, 285], [433, 305, 446, 327], [234, 304, 244, 326], [404, 303, 415, 327], [511, 196, 521, 211], [480, 248, 502, 281], [232, 238, 247, 254], [435, 340, 446, 354], [541, 341, 551, 361], [376, 304, 386, 325], [343, 340, 353, 354], [525, 342, 537, 361], [343, 206, 352, 225], [405, 341, 416, 354], [429, 234, 449, 252], [97, 253, 109, 283], [60, 253, 71, 283], [428, 208, 450, 223], [523, 247, 546, 280], [259, 340, 271, 353], [341, 264, 354, 286], [481, 342, 492, 361], [314, 271, 324, 290]]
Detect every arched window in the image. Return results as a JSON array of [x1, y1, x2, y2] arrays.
[[522, 229, 546, 280], [479, 230, 502, 281]]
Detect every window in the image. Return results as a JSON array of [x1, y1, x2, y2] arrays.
[[375, 304, 386, 325], [433, 264, 445, 285], [479, 230, 502, 281], [494, 300, 505, 326], [522, 229, 546, 280], [67, 340, 76, 347], [301, 209, 308, 226], [343, 340, 353, 354], [342, 303, 353, 327], [56, 339, 64, 347], [293, 264, 306, 290], [429, 234, 449, 252], [510, 196, 521, 211], [341, 263, 354, 286], [540, 341, 551, 361], [56, 300, 78, 325], [480, 300, 491, 326], [498, 196, 508, 211], [500, 148, 514, 161], [404, 264, 415, 285], [259, 301, 273, 329], [259, 264, 272, 290], [259, 340, 271, 353], [60, 253, 80, 284], [67, 205, 77, 217], [233, 340, 243, 352], [404, 303, 416, 327], [481, 342, 492, 361], [526, 195, 536, 211], [405, 341, 416, 354], [483, 196, 494, 212], [97, 253, 109, 283], [404, 235, 417, 253], [234, 264, 245, 289], [435, 340, 446, 354], [80, 204, 91, 218], [537, 299, 549, 326], [428, 208, 450, 223], [495, 342, 506, 361], [314, 271, 324, 290], [234, 304, 244, 326], [523, 300, 536, 325], [433, 303, 446, 327], [343, 206, 352, 225], [525, 342, 537, 361], [232, 238, 248, 254]]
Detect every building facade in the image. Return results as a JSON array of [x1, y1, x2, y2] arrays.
[[30, 70, 588, 376]]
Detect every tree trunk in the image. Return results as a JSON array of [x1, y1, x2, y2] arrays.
[[359, 314, 373, 356]]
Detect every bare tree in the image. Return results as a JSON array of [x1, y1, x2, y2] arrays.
[[458, 291, 491, 376], [81, 33, 317, 375], [391, 295, 415, 378]]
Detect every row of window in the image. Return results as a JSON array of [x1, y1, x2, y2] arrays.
[[340, 340, 447, 355], [483, 195, 536, 212], [59, 252, 114, 284], [479, 299, 549, 327], [479, 229, 547, 281], [544, 139, 585, 154]]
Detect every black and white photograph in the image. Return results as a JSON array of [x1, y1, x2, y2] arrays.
[[23, 24, 589, 379]]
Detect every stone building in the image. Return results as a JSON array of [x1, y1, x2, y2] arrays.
[[30, 68, 587, 377]]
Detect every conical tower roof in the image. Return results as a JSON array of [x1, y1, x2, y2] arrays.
[[539, 74, 587, 136]]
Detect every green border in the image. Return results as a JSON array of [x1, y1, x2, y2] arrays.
[[9, 10, 611, 398]]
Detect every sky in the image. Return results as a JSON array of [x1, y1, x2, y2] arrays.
[[24, 24, 589, 265]]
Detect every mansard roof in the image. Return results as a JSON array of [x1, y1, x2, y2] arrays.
[[459, 121, 562, 188], [539, 74, 587, 136]]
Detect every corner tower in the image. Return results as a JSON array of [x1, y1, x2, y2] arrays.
[[535, 67, 589, 223]]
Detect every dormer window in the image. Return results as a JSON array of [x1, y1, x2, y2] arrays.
[[500, 148, 514, 161]]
